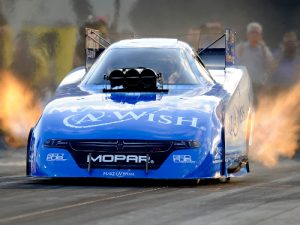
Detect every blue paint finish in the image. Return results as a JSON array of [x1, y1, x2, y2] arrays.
[[27, 38, 253, 180]]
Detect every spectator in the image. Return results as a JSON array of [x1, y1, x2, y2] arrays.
[[237, 22, 274, 93], [271, 31, 300, 89]]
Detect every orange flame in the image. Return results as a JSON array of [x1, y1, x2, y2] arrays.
[[0, 70, 42, 148], [250, 83, 300, 167]]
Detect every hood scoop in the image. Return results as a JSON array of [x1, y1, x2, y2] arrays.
[[103, 68, 168, 93]]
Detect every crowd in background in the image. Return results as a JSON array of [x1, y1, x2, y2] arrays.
[[186, 21, 300, 99], [1, 10, 300, 99], [237, 22, 300, 97]]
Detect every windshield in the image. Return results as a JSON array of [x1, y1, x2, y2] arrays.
[[84, 48, 203, 85]]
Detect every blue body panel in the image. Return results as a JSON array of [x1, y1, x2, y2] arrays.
[[27, 38, 253, 180]]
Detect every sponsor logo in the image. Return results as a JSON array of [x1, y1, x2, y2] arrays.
[[46, 153, 67, 162], [228, 105, 246, 137], [173, 155, 195, 164], [58, 109, 201, 129], [87, 154, 154, 164], [102, 171, 135, 177], [213, 147, 223, 164]]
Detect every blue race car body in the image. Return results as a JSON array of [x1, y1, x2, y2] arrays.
[[27, 30, 254, 180]]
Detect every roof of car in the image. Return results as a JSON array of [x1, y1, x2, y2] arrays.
[[109, 38, 183, 49]]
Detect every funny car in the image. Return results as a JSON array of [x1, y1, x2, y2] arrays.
[[26, 29, 254, 181]]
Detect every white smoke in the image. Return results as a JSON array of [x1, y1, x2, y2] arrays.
[[1, 0, 77, 34]]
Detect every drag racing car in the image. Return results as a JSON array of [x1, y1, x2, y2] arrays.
[[26, 29, 254, 181]]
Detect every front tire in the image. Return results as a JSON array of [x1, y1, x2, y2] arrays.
[[26, 128, 34, 176]]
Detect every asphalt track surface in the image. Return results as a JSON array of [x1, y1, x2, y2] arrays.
[[0, 149, 299, 225]]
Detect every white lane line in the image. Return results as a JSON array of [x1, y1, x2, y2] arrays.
[[0, 176, 26, 186], [0, 187, 164, 224], [0, 180, 26, 186], [0, 162, 25, 166], [0, 175, 24, 180]]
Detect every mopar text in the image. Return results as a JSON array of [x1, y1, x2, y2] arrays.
[[88, 154, 153, 164]]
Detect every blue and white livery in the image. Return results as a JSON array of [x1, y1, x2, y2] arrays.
[[27, 29, 254, 181]]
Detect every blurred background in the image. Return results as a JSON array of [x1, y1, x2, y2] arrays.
[[0, 0, 299, 167]]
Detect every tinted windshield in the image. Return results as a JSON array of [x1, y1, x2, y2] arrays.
[[84, 48, 202, 85]]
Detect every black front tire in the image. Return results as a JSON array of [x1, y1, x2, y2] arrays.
[[26, 128, 34, 176]]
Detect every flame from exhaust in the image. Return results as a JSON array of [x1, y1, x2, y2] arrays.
[[0, 70, 42, 148], [250, 83, 300, 167]]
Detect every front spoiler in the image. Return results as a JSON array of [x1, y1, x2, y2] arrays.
[[28, 148, 228, 179]]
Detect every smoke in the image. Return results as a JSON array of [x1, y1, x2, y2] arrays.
[[0, 0, 77, 34], [0, 70, 42, 148], [250, 84, 300, 167], [0, 0, 131, 32], [129, 0, 300, 47], [71, 0, 94, 25], [0, 0, 126, 148]]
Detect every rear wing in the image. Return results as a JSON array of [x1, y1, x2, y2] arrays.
[[198, 29, 236, 69], [85, 28, 110, 71]]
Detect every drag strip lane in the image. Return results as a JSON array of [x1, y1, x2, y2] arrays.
[[0, 151, 299, 225], [0, 169, 299, 225], [0, 175, 24, 180], [0, 186, 165, 224]]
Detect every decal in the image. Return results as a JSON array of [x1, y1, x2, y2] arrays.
[[173, 155, 195, 164], [102, 171, 135, 177], [46, 153, 67, 162], [87, 154, 155, 164], [213, 147, 223, 164], [62, 110, 201, 129], [228, 110, 239, 136], [237, 105, 246, 123], [228, 105, 246, 137]]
